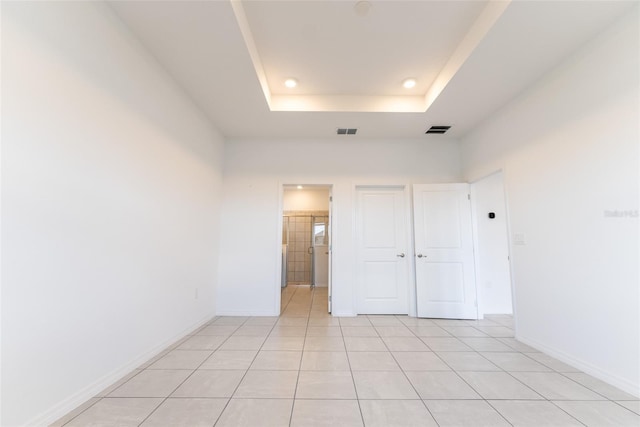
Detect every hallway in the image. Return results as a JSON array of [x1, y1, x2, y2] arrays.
[[52, 286, 639, 426]]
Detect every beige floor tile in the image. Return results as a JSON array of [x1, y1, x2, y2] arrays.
[[563, 372, 639, 400], [398, 318, 437, 327], [359, 400, 438, 427], [199, 350, 256, 370], [408, 326, 452, 337], [425, 400, 510, 427], [308, 317, 341, 326], [474, 326, 514, 338], [171, 370, 245, 398], [269, 326, 307, 336], [108, 370, 191, 398], [216, 399, 292, 427], [139, 398, 227, 426], [234, 370, 298, 398], [291, 399, 363, 427], [95, 370, 143, 397], [352, 371, 419, 399], [232, 325, 273, 337], [344, 336, 387, 351], [497, 337, 538, 352], [381, 336, 429, 351], [218, 336, 266, 351], [148, 350, 212, 370], [301, 351, 350, 371], [442, 326, 488, 337], [306, 326, 342, 336], [525, 352, 582, 372], [296, 371, 356, 399], [374, 326, 414, 337], [250, 350, 301, 370], [511, 372, 606, 400], [341, 326, 378, 337], [196, 325, 238, 336], [392, 351, 451, 371], [347, 351, 400, 371], [304, 336, 346, 351], [458, 371, 543, 399], [420, 337, 472, 351], [177, 335, 226, 351], [489, 400, 583, 426], [554, 401, 640, 426], [480, 352, 552, 372], [368, 316, 404, 326], [436, 351, 500, 371], [338, 317, 372, 327], [458, 337, 513, 352], [49, 398, 100, 427], [64, 398, 162, 427], [617, 401, 640, 415], [263, 336, 305, 351], [405, 371, 481, 399], [244, 316, 279, 326], [212, 317, 249, 325], [277, 317, 309, 327]]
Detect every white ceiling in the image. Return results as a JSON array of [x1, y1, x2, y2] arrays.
[[109, 0, 634, 139]]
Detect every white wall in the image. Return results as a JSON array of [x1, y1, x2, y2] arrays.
[[217, 138, 461, 316], [1, 3, 225, 426], [283, 188, 330, 211], [461, 8, 639, 395], [471, 171, 513, 316]]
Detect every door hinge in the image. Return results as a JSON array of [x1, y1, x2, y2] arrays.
[[467, 194, 471, 200], [329, 296, 332, 302], [329, 196, 333, 202]]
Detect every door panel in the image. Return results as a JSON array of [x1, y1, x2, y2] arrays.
[[356, 187, 409, 314], [414, 184, 478, 319]]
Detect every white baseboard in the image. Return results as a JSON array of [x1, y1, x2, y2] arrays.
[[331, 311, 357, 317], [517, 334, 640, 398], [216, 309, 278, 316], [26, 312, 215, 427]]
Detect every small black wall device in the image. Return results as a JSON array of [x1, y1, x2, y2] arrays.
[[488, 212, 496, 219]]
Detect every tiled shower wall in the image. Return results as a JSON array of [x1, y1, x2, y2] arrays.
[[283, 211, 327, 285]]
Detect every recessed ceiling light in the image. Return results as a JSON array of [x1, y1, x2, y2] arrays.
[[285, 78, 298, 88], [403, 78, 416, 89], [297, 185, 303, 190]]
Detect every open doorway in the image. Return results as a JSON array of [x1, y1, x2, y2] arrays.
[[280, 185, 332, 315]]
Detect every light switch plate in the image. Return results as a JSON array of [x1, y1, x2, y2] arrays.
[[513, 233, 526, 245]]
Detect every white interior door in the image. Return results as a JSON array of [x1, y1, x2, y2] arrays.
[[356, 187, 409, 314], [413, 184, 478, 319]]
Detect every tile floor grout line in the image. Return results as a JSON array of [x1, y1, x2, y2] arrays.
[[137, 316, 250, 427], [288, 285, 312, 427], [340, 309, 367, 427]]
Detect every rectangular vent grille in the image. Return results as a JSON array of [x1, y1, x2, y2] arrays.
[[337, 128, 357, 135], [426, 125, 451, 134]]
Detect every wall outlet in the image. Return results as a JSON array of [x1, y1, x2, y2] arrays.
[[513, 233, 526, 245]]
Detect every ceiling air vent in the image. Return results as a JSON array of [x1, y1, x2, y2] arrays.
[[337, 128, 357, 135], [425, 125, 451, 134]]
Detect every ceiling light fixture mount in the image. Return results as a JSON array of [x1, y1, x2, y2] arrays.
[[284, 78, 298, 88], [402, 78, 417, 89], [297, 185, 303, 190], [354, 1, 372, 17]]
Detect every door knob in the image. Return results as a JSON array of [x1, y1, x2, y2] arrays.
[[417, 254, 425, 258], [397, 253, 405, 258]]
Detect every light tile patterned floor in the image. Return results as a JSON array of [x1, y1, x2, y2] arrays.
[[52, 285, 640, 426]]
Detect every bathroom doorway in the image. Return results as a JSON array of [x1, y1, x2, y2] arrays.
[[280, 185, 332, 313]]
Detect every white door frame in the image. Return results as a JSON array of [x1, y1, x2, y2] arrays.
[[352, 184, 415, 315], [275, 183, 334, 315]]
